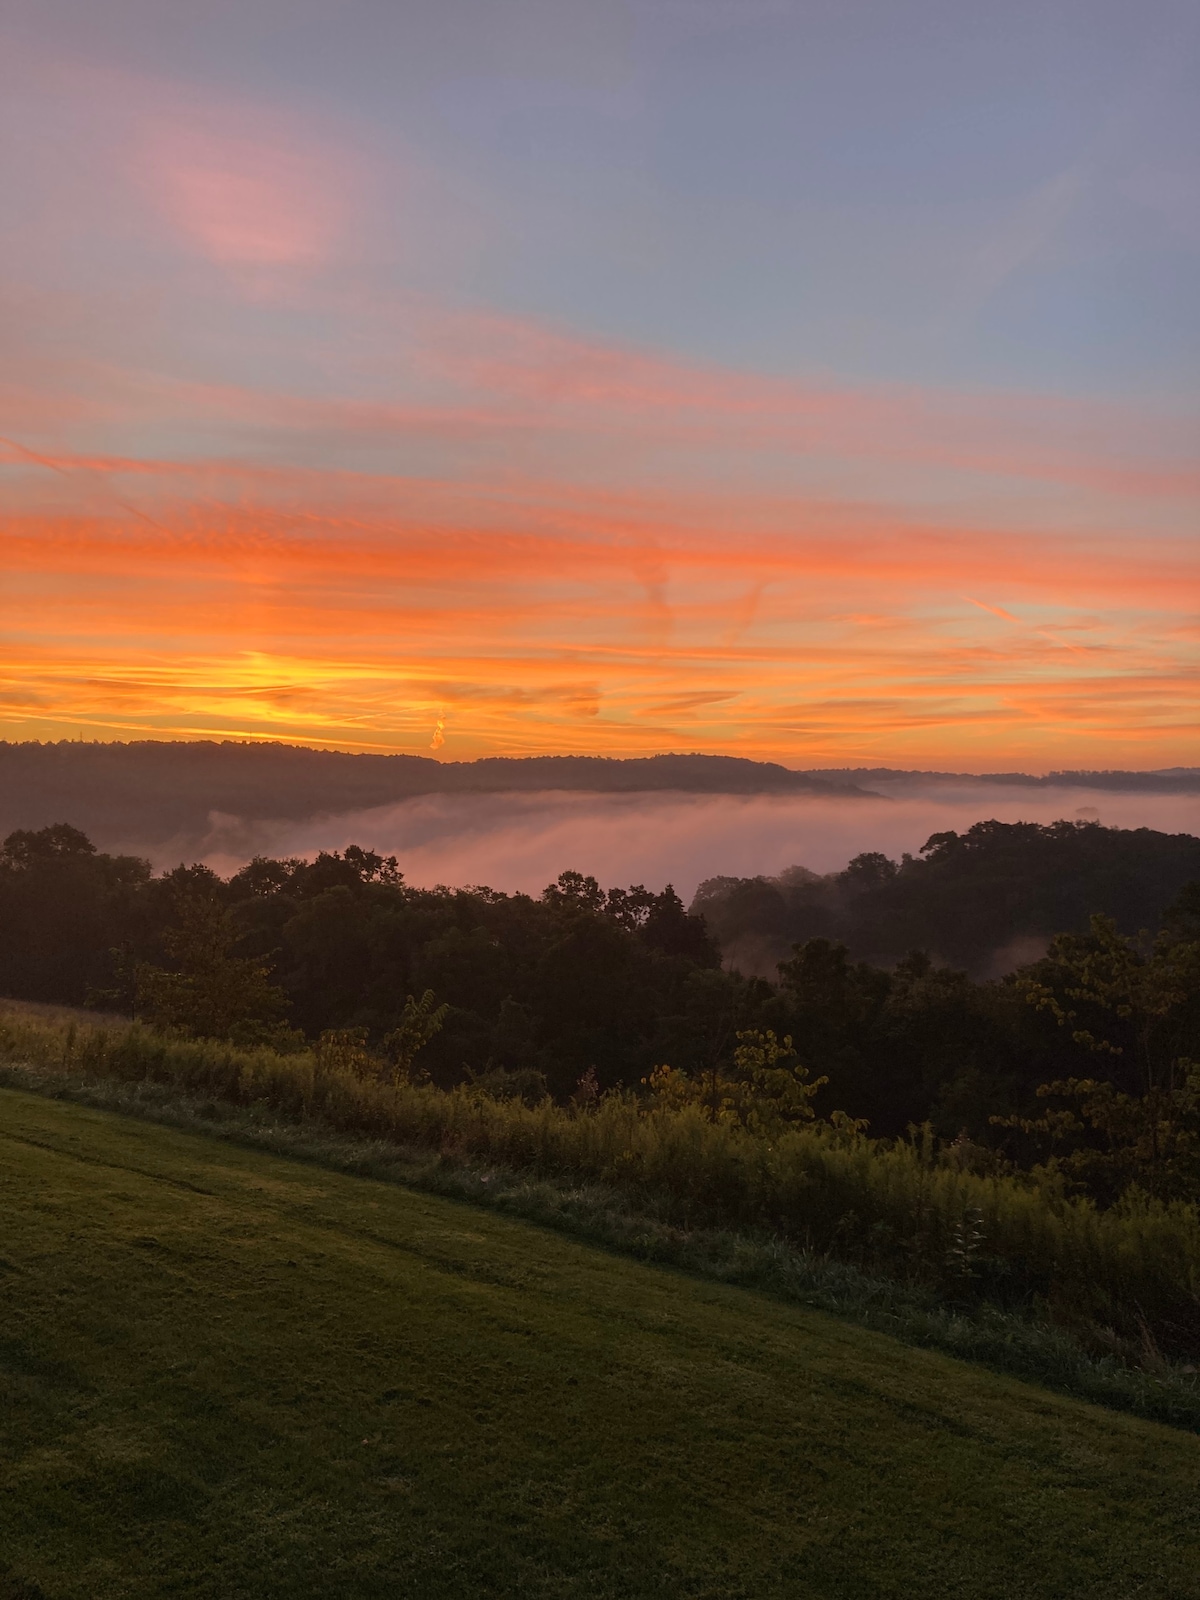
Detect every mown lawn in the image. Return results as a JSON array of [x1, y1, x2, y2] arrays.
[[1, 1087, 1198, 1600]]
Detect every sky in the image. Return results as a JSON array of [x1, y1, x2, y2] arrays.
[[1, 0, 1197, 769]]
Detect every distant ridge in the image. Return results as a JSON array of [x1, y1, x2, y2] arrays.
[[806, 767, 1200, 793], [0, 740, 1195, 854], [0, 741, 873, 849]]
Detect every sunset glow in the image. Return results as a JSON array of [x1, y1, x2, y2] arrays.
[[2, 4, 1197, 768]]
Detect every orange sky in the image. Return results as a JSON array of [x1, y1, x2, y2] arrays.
[[3, 384, 1196, 767], [2, 18, 1197, 770]]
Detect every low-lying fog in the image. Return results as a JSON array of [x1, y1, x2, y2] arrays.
[[189, 782, 1200, 902]]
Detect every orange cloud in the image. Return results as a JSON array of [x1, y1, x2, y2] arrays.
[[1, 454, 1195, 769]]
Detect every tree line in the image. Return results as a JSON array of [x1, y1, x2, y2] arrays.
[[2, 818, 1198, 1204], [694, 817, 1200, 975]]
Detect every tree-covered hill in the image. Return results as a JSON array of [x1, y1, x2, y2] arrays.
[[808, 766, 1200, 792], [693, 818, 1200, 977], [2, 739, 1196, 855], [0, 741, 873, 848]]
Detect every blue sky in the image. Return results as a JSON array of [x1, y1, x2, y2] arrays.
[[6, 0, 1197, 394]]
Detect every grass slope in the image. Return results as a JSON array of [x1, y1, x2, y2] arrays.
[[2, 1090, 1198, 1600]]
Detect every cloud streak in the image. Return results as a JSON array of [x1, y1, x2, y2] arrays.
[[2, 444, 1196, 764]]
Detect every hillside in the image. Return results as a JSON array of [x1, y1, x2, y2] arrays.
[[0, 742, 872, 850], [2, 739, 1195, 861], [693, 817, 1200, 976], [808, 767, 1200, 793], [3, 1089, 1199, 1599]]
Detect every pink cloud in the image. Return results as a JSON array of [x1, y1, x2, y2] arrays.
[[127, 75, 369, 272], [0, 39, 363, 272], [45, 291, 1196, 514], [148, 130, 340, 265], [412, 303, 1200, 504]]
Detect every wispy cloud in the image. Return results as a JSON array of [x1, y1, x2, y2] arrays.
[[1, 463, 1195, 767], [142, 122, 349, 268]]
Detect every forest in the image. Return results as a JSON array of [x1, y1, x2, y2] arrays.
[[3, 816, 1199, 1212], [695, 817, 1200, 975]]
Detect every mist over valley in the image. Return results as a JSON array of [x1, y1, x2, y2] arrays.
[[3, 743, 1198, 909]]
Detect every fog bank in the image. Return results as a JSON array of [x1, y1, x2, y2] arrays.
[[187, 783, 1200, 901]]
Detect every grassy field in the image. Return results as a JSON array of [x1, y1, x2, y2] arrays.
[[7, 999, 1200, 1379], [3, 1089, 1199, 1600]]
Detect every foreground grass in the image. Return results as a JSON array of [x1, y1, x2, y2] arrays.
[[3, 1088, 1200, 1599], [8, 1003, 1200, 1365], [5, 1000, 1200, 1424], [9, 1057, 1200, 1434]]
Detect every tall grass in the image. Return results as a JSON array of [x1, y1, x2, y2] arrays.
[[3, 1004, 1199, 1363]]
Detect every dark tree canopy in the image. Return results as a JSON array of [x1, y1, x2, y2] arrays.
[[694, 819, 1200, 977], [2, 820, 1199, 1195]]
